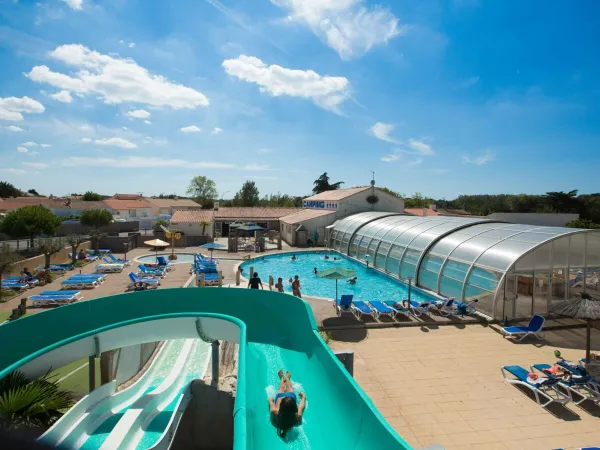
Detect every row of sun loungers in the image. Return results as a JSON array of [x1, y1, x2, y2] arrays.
[[502, 358, 600, 407], [29, 290, 84, 307], [334, 295, 478, 321]]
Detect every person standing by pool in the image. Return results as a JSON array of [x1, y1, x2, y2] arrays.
[[291, 254, 297, 261], [248, 272, 264, 290], [275, 277, 284, 293], [292, 275, 302, 298]]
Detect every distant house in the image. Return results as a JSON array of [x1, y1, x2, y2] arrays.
[[0, 197, 67, 213], [51, 201, 110, 217], [144, 198, 202, 216], [404, 205, 482, 218], [104, 198, 152, 220], [170, 210, 214, 237]]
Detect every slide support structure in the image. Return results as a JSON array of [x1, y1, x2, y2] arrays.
[[211, 340, 220, 385], [335, 351, 354, 377], [88, 356, 95, 392]]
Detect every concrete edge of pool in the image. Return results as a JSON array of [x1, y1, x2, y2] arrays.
[[134, 252, 196, 264]]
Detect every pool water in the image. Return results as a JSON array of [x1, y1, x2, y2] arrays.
[[241, 251, 436, 303], [136, 253, 196, 264]]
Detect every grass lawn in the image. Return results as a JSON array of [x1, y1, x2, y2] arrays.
[[50, 357, 102, 396], [0, 310, 13, 323], [0, 288, 18, 303]]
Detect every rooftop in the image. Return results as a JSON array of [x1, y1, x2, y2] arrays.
[[112, 193, 142, 200], [280, 208, 336, 224], [68, 201, 108, 210], [303, 186, 371, 202], [104, 198, 150, 210], [170, 209, 214, 223], [144, 198, 202, 208], [214, 207, 301, 220]]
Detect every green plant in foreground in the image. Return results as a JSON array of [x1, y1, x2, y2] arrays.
[[0, 370, 73, 431]]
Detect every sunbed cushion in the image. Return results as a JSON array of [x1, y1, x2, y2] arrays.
[[353, 301, 373, 314], [503, 326, 529, 334], [370, 301, 393, 313]]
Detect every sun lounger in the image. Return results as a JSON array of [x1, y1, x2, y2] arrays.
[[531, 363, 600, 404], [409, 300, 435, 316], [334, 295, 353, 316], [95, 263, 124, 274], [501, 315, 545, 342], [61, 278, 98, 289], [368, 300, 396, 319], [433, 298, 456, 317], [128, 272, 160, 289], [108, 254, 131, 266], [197, 272, 220, 286], [40, 290, 84, 300], [5, 276, 39, 286], [70, 273, 106, 283], [1, 281, 28, 291], [138, 264, 166, 277], [501, 365, 570, 407], [382, 300, 411, 317], [36, 266, 67, 273], [156, 256, 174, 271], [352, 300, 376, 320], [29, 295, 77, 307]]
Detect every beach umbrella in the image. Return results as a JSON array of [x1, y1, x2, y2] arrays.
[[199, 241, 225, 260], [236, 224, 265, 232], [550, 294, 600, 363], [317, 266, 357, 300], [144, 238, 169, 263]]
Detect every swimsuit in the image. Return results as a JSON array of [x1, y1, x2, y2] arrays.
[[275, 392, 297, 403]]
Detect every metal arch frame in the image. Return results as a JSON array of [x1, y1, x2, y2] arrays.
[[366, 216, 417, 264], [491, 229, 593, 320], [433, 222, 511, 294], [330, 214, 365, 251], [349, 219, 384, 257], [342, 213, 403, 255], [414, 220, 502, 288], [357, 215, 409, 260], [382, 217, 430, 273], [339, 213, 382, 252], [371, 218, 423, 269]]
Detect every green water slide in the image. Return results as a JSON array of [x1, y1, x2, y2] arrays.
[[0, 288, 410, 450]]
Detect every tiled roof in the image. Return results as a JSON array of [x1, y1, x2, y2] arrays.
[[171, 210, 214, 223], [214, 207, 301, 220], [104, 198, 150, 210], [0, 198, 67, 211], [69, 201, 108, 210], [112, 193, 142, 200], [144, 198, 202, 208], [303, 186, 371, 201], [404, 208, 439, 217], [280, 209, 336, 224]]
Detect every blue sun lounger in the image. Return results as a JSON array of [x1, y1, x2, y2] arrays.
[[531, 363, 600, 404], [334, 295, 353, 316], [1, 281, 28, 291], [40, 290, 84, 300], [138, 264, 166, 277], [108, 254, 131, 265], [29, 295, 77, 307], [501, 365, 570, 407], [61, 277, 98, 289], [352, 300, 376, 320], [368, 300, 396, 319], [70, 273, 106, 283], [501, 315, 545, 342], [128, 272, 160, 289]]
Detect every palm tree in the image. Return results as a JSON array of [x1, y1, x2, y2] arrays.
[[543, 190, 578, 213], [0, 370, 73, 431], [312, 172, 344, 195], [200, 220, 210, 236]]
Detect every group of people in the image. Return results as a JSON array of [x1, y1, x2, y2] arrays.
[[323, 255, 339, 261], [18, 268, 33, 283], [248, 272, 302, 298]]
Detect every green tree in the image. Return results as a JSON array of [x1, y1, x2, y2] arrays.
[[404, 192, 436, 208], [0, 243, 21, 289], [35, 237, 65, 269], [82, 191, 102, 201], [27, 189, 40, 196], [65, 234, 88, 265], [80, 209, 113, 253], [377, 187, 404, 199], [0, 370, 73, 431], [233, 181, 260, 207], [0, 206, 61, 247], [153, 219, 169, 232], [312, 172, 344, 195], [566, 219, 600, 229], [200, 220, 210, 236], [186, 176, 217, 208], [0, 181, 20, 198], [543, 190, 579, 213]]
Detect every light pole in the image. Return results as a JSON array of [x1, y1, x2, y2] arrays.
[[406, 276, 413, 309], [123, 241, 129, 262]]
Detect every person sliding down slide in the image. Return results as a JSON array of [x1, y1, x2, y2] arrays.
[[268, 369, 306, 439]]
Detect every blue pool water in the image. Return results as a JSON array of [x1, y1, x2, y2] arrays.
[[241, 251, 436, 303], [136, 253, 196, 264]]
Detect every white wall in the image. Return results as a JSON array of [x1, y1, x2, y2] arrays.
[[281, 214, 337, 246], [171, 220, 214, 237], [335, 188, 404, 219], [486, 212, 579, 227]]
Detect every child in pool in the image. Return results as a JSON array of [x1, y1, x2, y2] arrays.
[[268, 369, 306, 438]]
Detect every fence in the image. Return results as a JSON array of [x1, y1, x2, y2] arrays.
[[58, 221, 140, 236], [9, 241, 93, 276], [98, 234, 140, 253]]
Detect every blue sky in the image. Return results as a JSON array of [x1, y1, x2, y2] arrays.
[[1, 0, 599, 199]]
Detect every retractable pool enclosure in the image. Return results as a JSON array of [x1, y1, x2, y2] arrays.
[[329, 212, 600, 320]]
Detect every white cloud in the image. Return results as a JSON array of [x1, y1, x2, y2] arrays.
[[381, 153, 400, 162], [0, 96, 45, 121], [60, 0, 83, 10], [408, 138, 434, 155], [222, 55, 350, 113], [26, 44, 209, 109], [0, 168, 27, 174], [127, 109, 151, 119], [180, 125, 201, 133], [17, 146, 29, 153], [212, 127, 223, 134], [128, 42, 136, 48], [40, 144, 52, 148], [407, 157, 423, 166], [21, 141, 38, 146], [5, 125, 25, 132], [122, 126, 129, 130], [27, 151, 39, 156], [272, 0, 403, 59], [144, 120, 152, 124], [62, 156, 270, 170], [369, 122, 398, 144], [81, 137, 92, 143], [462, 150, 495, 165], [50, 90, 73, 103], [458, 76, 479, 89], [94, 137, 138, 149], [23, 162, 48, 169], [143, 136, 168, 145], [119, 40, 125, 45]]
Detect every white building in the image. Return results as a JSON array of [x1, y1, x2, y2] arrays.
[[486, 212, 579, 227], [170, 210, 214, 237], [281, 186, 405, 246]]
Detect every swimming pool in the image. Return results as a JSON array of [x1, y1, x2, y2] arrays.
[[240, 251, 437, 303], [136, 253, 196, 264]]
